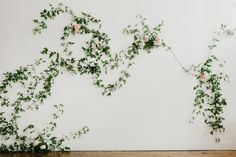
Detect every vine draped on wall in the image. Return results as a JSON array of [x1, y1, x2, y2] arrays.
[[0, 3, 235, 152]]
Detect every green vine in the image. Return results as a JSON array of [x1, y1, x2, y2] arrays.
[[187, 24, 235, 142], [0, 3, 167, 152], [0, 104, 89, 152], [0, 3, 235, 152]]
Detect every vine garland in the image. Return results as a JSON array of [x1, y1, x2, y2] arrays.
[[187, 25, 235, 142], [0, 3, 235, 152], [0, 3, 167, 152]]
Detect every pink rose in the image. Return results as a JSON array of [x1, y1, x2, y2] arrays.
[[154, 37, 161, 46], [73, 24, 81, 33], [91, 43, 97, 51], [199, 73, 206, 82], [143, 36, 149, 43]]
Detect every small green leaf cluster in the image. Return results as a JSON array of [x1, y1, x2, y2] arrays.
[[0, 104, 89, 153]]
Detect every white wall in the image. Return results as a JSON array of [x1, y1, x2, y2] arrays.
[[0, 0, 236, 150]]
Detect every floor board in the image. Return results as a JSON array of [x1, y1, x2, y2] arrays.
[[0, 151, 236, 157]]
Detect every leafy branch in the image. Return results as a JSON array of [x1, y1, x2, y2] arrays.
[[0, 3, 167, 152], [187, 24, 234, 142]]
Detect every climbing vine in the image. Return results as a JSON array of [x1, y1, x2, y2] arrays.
[[0, 3, 167, 152], [0, 3, 235, 152], [187, 25, 235, 142], [167, 24, 235, 142]]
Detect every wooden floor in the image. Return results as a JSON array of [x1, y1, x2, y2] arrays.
[[0, 151, 236, 157]]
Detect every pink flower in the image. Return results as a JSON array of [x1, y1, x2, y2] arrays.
[[143, 35, 149, 43], [199, 73, 206, 82], [154, 37, 161, 46], [91, 43, 97, 51], [73, 24, 81, 33], [33, 140, 40, 146]]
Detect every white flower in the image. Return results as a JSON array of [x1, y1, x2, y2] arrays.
[[40, 144, 46, 150], [139, 41, 145, 48], [91, 43, 97, 50], [33, 140, 40, 146]]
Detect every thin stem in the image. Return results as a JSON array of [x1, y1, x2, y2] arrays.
[[168, 49, 197, 76], [169, 49, 187, 71]]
